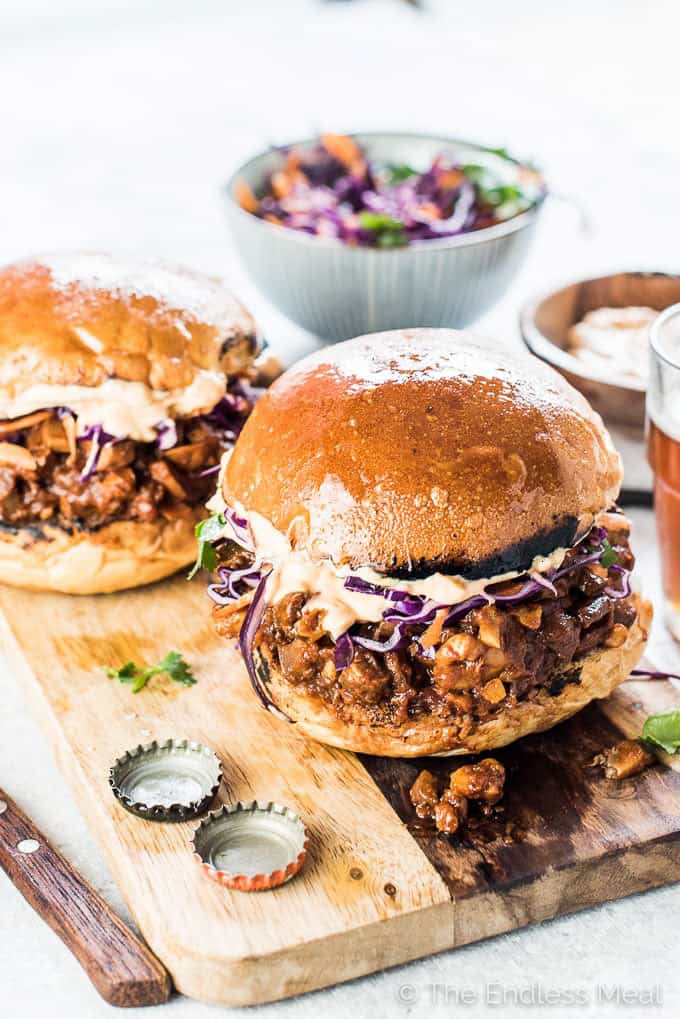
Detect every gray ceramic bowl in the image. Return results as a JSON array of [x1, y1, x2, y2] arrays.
[[225, 131, 545, 341]]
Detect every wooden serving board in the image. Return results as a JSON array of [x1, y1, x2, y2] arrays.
[[1, 576, 680, 1007]]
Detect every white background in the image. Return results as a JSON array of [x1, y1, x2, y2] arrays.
[[0, 1, 679, 1017]]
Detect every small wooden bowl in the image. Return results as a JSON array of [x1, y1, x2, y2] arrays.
[[520, 271, 680, 430]]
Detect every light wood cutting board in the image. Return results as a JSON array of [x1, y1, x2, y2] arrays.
[[1, 576, 679, 1006]]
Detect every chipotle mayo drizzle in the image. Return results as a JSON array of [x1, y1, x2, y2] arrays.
[[207, 476, 576, 640], [0, 371, 226, 440]]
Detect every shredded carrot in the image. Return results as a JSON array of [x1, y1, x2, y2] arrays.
[[235, 178, 259, 214], [271, 169, 308, 198], [348, 157, 368, 179], [321, 132, 361, 167], [438, 169, 465, 190], [284, 150, 302, 173], [420, 608, 448, 649], [417, 202, 442, 220], [271, 171, 293, 199], [518, 167, 542, 186]]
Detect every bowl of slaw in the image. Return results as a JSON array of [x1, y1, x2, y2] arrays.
[[225, 131, 546, 341]]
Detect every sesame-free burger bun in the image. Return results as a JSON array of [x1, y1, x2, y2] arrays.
[[0, 253, 258, 404], [225, 329, 622, 578], [0, 510, 203, 595]]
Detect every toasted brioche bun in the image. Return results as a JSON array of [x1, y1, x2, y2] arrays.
[[252, 595, 651, 757], [0, 253, 258, 406], [0, 510, 203, 594], [226, 329, 622, 578]]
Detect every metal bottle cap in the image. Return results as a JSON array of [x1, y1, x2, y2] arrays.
[[191, 801, 309, 891], [110, 738, 222, 822]]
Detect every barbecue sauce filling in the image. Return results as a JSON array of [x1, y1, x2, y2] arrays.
[[212, 514, 638, 733], [0, 402, 251, 533]]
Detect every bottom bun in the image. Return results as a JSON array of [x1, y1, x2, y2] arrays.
[[0, 511, 203, 594], [253, 595, 652, 757]]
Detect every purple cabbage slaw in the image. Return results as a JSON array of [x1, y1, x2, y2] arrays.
[[76, 423, 122, 482], [205, 519, 631, 709], [48, 383, 259, 483], [237, 573, 290, 721], [238, 135, 545, 249], [331, 532, 629, 670], [202, 507, 286, 716]]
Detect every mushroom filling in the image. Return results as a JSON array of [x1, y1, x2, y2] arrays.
[[0, 390, 254, 532]]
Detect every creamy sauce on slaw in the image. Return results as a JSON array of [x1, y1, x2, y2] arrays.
[[0, 372, 226, 440], [208, 480, 575, 639]]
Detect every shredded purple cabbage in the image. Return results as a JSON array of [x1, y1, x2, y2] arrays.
[[194, 463, 222, 478], [155, 419, 178, 451], [443, 595, 490, 628], [223, 506, 254, 551], [604, 563, 632, 599], [334, 528, 631, 671], [46, 381, 257, 485], [414, 639, 436, 662], [207, 564, 261, 605], [237, 572, 289, 720], [530, 571, 558, 596], [631, 669, 680, 681], [333, 632, 355, 670], [353, 626, 411, 654], [239, 136, 545, 249], [77, 424, 121, 482], [203, 510, 256, 592]]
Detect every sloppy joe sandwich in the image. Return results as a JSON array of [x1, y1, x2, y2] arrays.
[[203, 329, 651, 756], [0, 253, 261, 593]]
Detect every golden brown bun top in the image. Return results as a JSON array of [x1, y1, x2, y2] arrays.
[[225, 329, 622, 577], [0, 253, 258, 395]]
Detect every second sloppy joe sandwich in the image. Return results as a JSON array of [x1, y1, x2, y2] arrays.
[[204, 328, 651, 756], [0, 253, 260, 593]]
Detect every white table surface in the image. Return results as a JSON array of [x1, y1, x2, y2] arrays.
[[1, 1, 680, 1016]]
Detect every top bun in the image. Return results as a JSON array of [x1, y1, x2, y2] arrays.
[[0, 253, 258, 410], [225, 329, 622, 578]]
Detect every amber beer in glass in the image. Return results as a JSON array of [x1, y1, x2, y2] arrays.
[[648, 303, 680, 638]]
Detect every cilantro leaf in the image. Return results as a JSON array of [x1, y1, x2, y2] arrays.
[[484, 145, 512, 160], [461, 163, 487, 184], [195, 513, 226, 543], [376, 231, 407, 249], [105, 661, 137, 682], [105, 651, 196, 694], [132, 669, 152, 694], [188, 540, 217, 580], [387, 162, 418, 182], [358, 211, 407, 248], [359, 211, 404, 231], [188, 513, 225, 579], [156, 650, 197, 687], [600, 539, 618, 569], [642, 710, 680, 754]]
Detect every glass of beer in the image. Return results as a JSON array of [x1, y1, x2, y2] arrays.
[[648, 302, 680, 638]]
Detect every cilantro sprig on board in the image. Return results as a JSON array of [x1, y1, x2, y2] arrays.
[[106, 651, 196, 694]]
